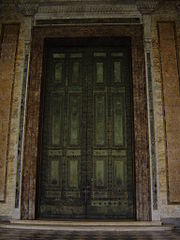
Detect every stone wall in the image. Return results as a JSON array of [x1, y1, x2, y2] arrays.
[[0, 10, 24, 219], [152, 1, 180, 218]]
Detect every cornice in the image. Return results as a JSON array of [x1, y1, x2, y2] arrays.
[[31, 1, 141, 21], [37, 4, 137, 14]]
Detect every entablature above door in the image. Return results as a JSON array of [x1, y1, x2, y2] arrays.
[[0, 0, 164, 22]]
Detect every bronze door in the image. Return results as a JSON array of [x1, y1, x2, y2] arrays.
[[38, 46, 134, 219]]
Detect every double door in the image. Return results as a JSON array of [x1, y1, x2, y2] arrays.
[[38, 45, 134, 219]]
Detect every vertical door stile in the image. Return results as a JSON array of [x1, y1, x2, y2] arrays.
[[107, 50, 113, 202], [86, 50, 93, 209], [82, 50, 88, 211], [62, 52, 68, 198]]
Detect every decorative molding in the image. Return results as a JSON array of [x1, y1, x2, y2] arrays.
[[34, 3, 141, 22], [38, 0, 136, 5], [136, 0, 162, 14], [15, 16, 32, 209], [4, 0, 179, 17], [37, 5, 137, 14], [15, 1, 39, 16], [144, 38, 152, 51], [146, 51, 158, 210], [35, 18, 141, 26], [15, 45, 30, 208], [35, 4, 139, 18], [0, 1, 39, 16], [143, 14, 158, 213], [0, 1, 142, 19]]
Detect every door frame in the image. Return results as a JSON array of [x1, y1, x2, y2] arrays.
[[21, 25, 151, 221]]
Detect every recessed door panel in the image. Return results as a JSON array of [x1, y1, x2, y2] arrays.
[[113, 93, 125, 146], [94, 94, 106, 146], [51, 94, 63, 146], [39, 50, 85, 218], [38, 46, 134, 219], [68, 94, 81, 146]]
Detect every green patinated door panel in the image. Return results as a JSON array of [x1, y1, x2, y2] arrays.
[[86, 50, 134, 218], [39, 46, 134, 219], [39, 50, 87, 218]]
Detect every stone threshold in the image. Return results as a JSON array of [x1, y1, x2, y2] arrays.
[[0, 220, 174, 232]]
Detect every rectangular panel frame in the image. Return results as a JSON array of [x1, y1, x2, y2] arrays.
[[49, 92, 64, 147], [112, 157, 127, 191], [112, 91, 126, 147], [53, 60, 66, 86], [93, 93, 107, 147], [69, 56, 83, 86], [68, 93, 81, 146], [93, 157, 108, 190]]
